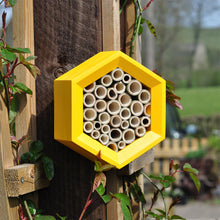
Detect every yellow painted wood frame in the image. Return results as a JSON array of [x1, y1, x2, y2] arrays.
[[54, 51, 166, 169]]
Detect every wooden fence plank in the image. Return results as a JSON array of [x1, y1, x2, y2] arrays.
[[5, 163, 49, 197], [13, 0, 36, 155], [102, 1, 124, 219], [0, 96, 18, 220], [34, 1, 105, 219]]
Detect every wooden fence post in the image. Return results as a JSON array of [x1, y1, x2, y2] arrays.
[[102, 1, 124, 220], [13, 0, 36, 155], [0, 96, 19, 220]]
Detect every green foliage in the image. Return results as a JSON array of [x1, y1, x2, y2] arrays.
[[20, 140, 54, 181], [176, 87, 220, 117], [113, 193, 133, 220], [8, 0, 16, 7], [184, 148, 206, 159]]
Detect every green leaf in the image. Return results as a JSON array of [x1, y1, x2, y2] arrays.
[[42, 156, 54, 181], [25, 55, 37, 61], [183, 163, 199, 175], [145, 211, 161, 219], [138, 25, 143, 35], [20, 152, 32, 163], [120, 202, 132, 220], [171, 214, 186, 219], [32, 152, 43, 162], [8, 0, 17, 7], [155, 209, 166, 215], [173, 164, 180, 171], [101, 194, 111, 203], [149, 174, 163, 181], [1, 48, 17, 62], [130, 183, 146, 204], [94, 161, 114, 172], [189, 173, 201, 192], [6, 45, 31, 54], [30, 140, 44, 153], [23, 63, 41, 77], [14, 83, 32, 95], [56, 213, 67, 220], [26, 199, 37, 215], [9, 94, 19, 124], [164, 175, 176, 183], [140, 17, 145, 24], [113, 193, 131, 209], [161, 180, 170, 188], [94, 160, 102, 172], [146, 20, 157, 38], [34, 215, 56, 220], [96, 183, 105, 196]]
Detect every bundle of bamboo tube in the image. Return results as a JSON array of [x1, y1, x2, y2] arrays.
[[83, 68, 151, 152]]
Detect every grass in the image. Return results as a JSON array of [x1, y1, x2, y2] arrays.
[[175, 86, 220, 117], [177, 27, 220, 50]]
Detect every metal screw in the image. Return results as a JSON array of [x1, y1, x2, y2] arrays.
[[20, 177, 24, 183]]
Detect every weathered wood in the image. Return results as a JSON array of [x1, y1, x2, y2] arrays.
[[0, 96, 18, 220], [118, 149, 154, 175], [125, 0, 137, 58], [13, 0, 37, 157], [5, 163, 49, 197], [34, 1, 105, 219], [102, 1, 124, 219], [102, 0, 120, 51]]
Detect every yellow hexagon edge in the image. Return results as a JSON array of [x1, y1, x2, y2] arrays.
[[54, 51, 166, 169]]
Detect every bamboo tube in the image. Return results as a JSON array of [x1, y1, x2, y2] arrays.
[[107, 100, 121, 115], [120, 107, 131, 120], [122, 129, 135, 144], [118, 93, 132, 107], [99, 134, 109, 145], [101, 124, 110, 134], [114, 82, 125, 94], [101, 74, 112, 87], [135, 126, 146, 137], [129, 116, 140, 128], [91, 130, 100, 140], [107, 142, 118, 152], [121, 120, 129, 130], [94, 100, 107, 113], [143, 103, 151, 116], [127, 80, 142, 96], [138, 89, 151, 104], [98, 112, 110, 124], [83, 82, 96, 93], [109, 128, 122, 142], [83, 93, 96, 107], [122, 73, 132, 84], [83, 108, 97, 121], [118, 141, 126, 150], [140, 116, 151, 127], [94, 85, 107, 99], [130, 101, 143, 116], [83, 121, 94, 134], [107, 88, 118, 100], [110, 115, 121, 128], [93, 121, 101, 130], [111, 68, 124, 81]]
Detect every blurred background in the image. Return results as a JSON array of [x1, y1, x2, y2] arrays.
[[141, 0, 220, 218]]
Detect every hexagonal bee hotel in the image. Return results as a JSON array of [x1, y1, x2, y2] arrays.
[[54, 51, 166, 169]]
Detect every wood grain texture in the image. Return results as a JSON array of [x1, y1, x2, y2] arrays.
[[5, 163, 49, 197], [0, 96, 19, 220], [13, 0, 37, 156], [34, 1, 105, 219], [102, 0, 120, 51]]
